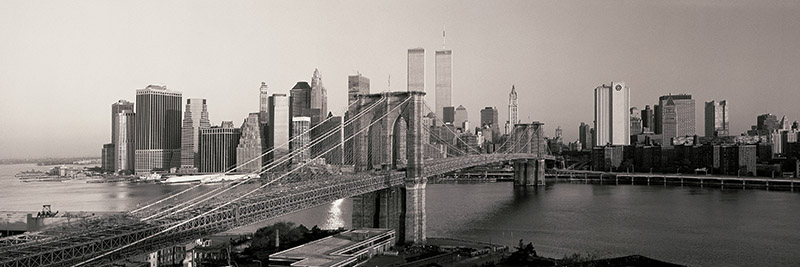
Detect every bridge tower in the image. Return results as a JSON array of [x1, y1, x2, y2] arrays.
[[350, 91, 427, 244], [513, 159, 545, 186]]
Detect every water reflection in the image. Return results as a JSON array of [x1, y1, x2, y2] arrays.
[[323, 199, 344, 229]]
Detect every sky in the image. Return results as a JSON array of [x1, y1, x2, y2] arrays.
[[2, 0, 800, 159]]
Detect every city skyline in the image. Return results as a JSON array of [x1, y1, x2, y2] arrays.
[[3, 0, 800, 158]]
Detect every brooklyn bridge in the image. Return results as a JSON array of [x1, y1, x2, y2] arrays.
[[0, 91, 553, 267]]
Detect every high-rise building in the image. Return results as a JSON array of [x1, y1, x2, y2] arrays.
[[480, 107, 500, 141], [407, 48, 425, 92], [114, 110, 136, 173], [442, 106, 455, 125], [310, 69, 328, 126], [290, 81, 312, 120], [291, 117, 311, 166], [658, 94, 695, 142], [757, 113, 779, 133], [508, 85, 518, 134], [348, 74, 370, 106], [135, 85, 182, 174], [594, 81, 630, 146], [102, 143, 114, 172], [705, 100, 729, 137], [268, 94, 290, 168], [310, 115, 343, 165], [180, 98, 210, 169], [641, 105, 654, 132], [579, 122, 593, 150], [237, 113, 266, 173], [630, 107, 643, 135], [198, 122, 241, 173], [454, 105, 468, 130], [259, 82, 269, 125], [110, 100, 134, 172], [435, 49, 452, 123]]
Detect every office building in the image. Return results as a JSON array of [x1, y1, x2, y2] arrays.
[[114, 110, 136, 173], [594, 81, 630, 146], [407, 48, 425, 92], [630, 107, 643, 135], [641, 105, 654, 132], [435, 48, 452, 123], [180, 98, 210, 169], [237, 113, 266, 173], [442, 106, 455, 125], [348, 74, 370, 106], [291, 117, 311, 166], [310, 115, 343, 165], [579, 122, 593, 150], [508, 85, 518, 134], [310, 68, 328, 125], [110, 100, 134, 172], [135, 85, 182, 174], [268, 94, 290, 168], [657, 94, 695, 142], [480, 106, 500, 140], [290, 81, 312, 120], [259, 82, 269, 125], [757, 113, 779, 133], [705, 100, 729, 137], [198, 122, 241, 173], [102, 143, 114, 172], [454, 105, 468, 130]]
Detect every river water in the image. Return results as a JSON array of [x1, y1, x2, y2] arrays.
[[1, 164, 798, 266]]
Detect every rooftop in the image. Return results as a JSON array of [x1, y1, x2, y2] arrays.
[[270, 228, 394, 267]]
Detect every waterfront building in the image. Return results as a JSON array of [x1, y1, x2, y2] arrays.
[[407, 48, 425, 92], [180, 98, 211, 170], [135, 85, 182, 174], [705, 100, 729, 137], [348, 74, 370, 106], [579, 122, 593, 150], [657, 94, 695, 142], [442, 106, 455, 125], [291, 117, 311, 166], [310, 69, 328, 126], [290, 81, 312, 120], [268, 94, 290, 168], [198, 122, 241, 173], [508, 85, 518, 134], [102, 143, 114, 172], [594, 81, 630, 146], [259, 82, 269, 125], [641, 105, 654, 133], [236, 113, 266, 173], [630, 107, 643, 135], [454, 105, 468, 131], [110, 100, 134, 172], [114, 110, 136, 173], [270, 229, 395, 267], [435, 48, 453, 123]]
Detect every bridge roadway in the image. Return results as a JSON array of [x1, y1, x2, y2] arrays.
[[0, 153, 542, 267]]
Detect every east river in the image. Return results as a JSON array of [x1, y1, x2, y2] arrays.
[[1, 164, 799, 266]]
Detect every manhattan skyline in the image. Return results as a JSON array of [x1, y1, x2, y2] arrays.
[[3, 0, 800, 159]]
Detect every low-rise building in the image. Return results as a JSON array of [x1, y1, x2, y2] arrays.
[[270, 228, 395, 267]]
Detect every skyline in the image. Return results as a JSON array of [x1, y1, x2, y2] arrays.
[[3, 0, 800, 159]]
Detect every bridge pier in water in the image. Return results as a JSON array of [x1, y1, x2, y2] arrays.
[[514, 159, 546, 186]]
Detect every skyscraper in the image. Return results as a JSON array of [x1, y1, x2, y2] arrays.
[[268, 94, 290, 168], [198, 122, 241, 173], [508, 85, 518, 134], [407, 48, 425, 92], [310, 69, 328, 126], [435, 48, 452, 123], [259, 82, 269, 125], [594, 81, 630, 146], [348, 74, 370, 106], [102, 143, 114, 172], [480, 107, 500, 140], [114, 110, 135, 173], [579, 122, 593, 150], [641, 105, 654, 132], [290, 81, 312, 120], [135, 85, 182, 174], [442, 106, 455, 124], [180, 98, 210, 170], [237, 113, 266, 173], [757, 113, 779, 133], [630, 107, 643, 135], [658, 94, 695, 142], [291, 117, 311, 166], [705, 100, 729, 137], [454, 105, 468, 130]]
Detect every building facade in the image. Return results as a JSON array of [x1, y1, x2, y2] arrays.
[[435, 49, 452, 123], [290, 81, 312, 120], [630, 107, 643, 135], [454, 105, 468, 131], [594, 81, 630, 146], [348, 74, 370, 106], [291, 117, 311, 166], [110, 100, 134, 172], [236, 113, 266, 173], [480, 106, 500, 140], [310, 69, 328, 126], [180, 98, 211, 170], [268, 94, 290, 169], [102, 143, 114, 172], [442, 106, 455, 125], [658, 94, 695, 142], [579, 122, 593, 150], [705, 100, 729, 137], [135, 85, 182, 174], [641, 105, 654, 133], [113, 110, 136, 173], [407, 48, 425, 92], [259, 82, 269, 125], [198, 123, 241, 173], [508, 85, 518, 134]]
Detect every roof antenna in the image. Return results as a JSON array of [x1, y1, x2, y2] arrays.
[[442, 26, 446, 50]]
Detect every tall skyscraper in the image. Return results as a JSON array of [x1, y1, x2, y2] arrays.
[[114, 110, 135, 173], [435, 48, 452, 123], [237, 113, 266, 173], [291, 117, 311, 166], [180, 98, 210, 170], [102, 143, 114, 172], [290, 81, 312, 120], [407, 48, 425, 92], [442, 106, 455, 124], [579, 122, 593, 150], [268, 94, 290, 168], [705, 100, 729, 137], [310, 69, 328, 125], [348, 74, 370, 106], [259, 82, 269, 125], [641, 105, 654, 132], [630, 107, 643, 135], [658, 94, 695, 142], [454, 105, 468, 130], [135, 85, 182, 174], [508, 85, 518, 134], [594, 81, 630, 146], [310, 115, 343, 165], [198, 122, 241, 173], [480, 107, 500, 140], [757, 113, 779, 133]]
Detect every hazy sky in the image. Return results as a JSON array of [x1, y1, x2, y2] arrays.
[[2, 0, 800, 159]]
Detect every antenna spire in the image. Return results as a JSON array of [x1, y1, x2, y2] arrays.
[[442, 26, 446, 49]]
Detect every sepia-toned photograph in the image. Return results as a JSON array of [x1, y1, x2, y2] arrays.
[[1, 1, 799, 266]]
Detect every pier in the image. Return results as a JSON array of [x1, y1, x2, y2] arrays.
[[548, 170, 799, 191]]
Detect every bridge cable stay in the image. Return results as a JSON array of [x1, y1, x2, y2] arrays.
[[138, 96, 389, 221], [128, 98, 374, 215], [421, 101, 483, 155], [73, 96, 413, 267], [421, 126, 469, 157]]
